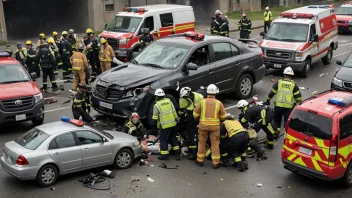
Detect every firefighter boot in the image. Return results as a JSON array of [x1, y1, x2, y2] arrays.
[[158, 155, 169, 160], [266, 142, 274, 150], [196, 161, 204, 166], [237, 161, 245, 172], [213, 164, 220, 169], [52, 83, 59, 92], [176, 152, 181, 161], [242, 157, 249, 170], [257, 149, 265, 159], [222, 158, 230, 167], [41, 84, 48, 91]]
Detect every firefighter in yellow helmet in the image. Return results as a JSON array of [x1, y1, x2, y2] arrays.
[[70, 42, 88, 91], [99, 38, 115, 72], [25, 40, 39, 76], [68, 29, 77, 53], [85, 28, 98, 75], [36, 33, 46, 50], [52, 31, 63, 71], [61, 31, 73, 78], [47, 37, 59, 75]]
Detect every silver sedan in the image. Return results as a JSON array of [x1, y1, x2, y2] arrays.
[[0, 120, 141, 187]]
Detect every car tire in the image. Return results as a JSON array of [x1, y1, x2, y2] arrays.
[[147, 94, 178, 126], [36, 164, 58, 187], [235, 73, 253, 99], [343, 161, 352, 187], [322, 46, 333, 65], [32, 114, 44, 126], [114, 148, 134, 169], [301, 59, 311, 78]]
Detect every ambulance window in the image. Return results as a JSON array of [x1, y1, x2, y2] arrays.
[[212, 43, 232, 61], [139, 16, 154, 35], [340, 114, 352, 140], [309, 24, 316, 41], [160, 13, 174, 27]]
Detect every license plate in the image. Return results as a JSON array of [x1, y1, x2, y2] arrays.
[[274, 64, 282, 68], [99, 101, 113, 109], [15, 114, 26, 121], [299, 146, 312, 156]]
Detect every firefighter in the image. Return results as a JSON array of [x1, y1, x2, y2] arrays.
[[264, 6, 272, 34], [47, 37, 59, 75], [139, 28, 154, 50], [61, 31, 72, 79], [236, 99, 278, 149], [68, 29, 77, 53], [15, 44, 26, 66], [220, 114, 249, 172], [220, 15, 230, 37], [92, 34, 101, 74], [6, 44, 13, 57], [99, 38, 115, 72], [122, 113, 147, 141], [193, 84, 227, 168], [265, 67, 302, 132], [25, 41, 38, 75], [238, 14, 252, 39], [53, 31, 63, 70], [211, 10, 223, 35], [179, 87, 204, 160], [72, 83, 92, 122], [35, 43, 58, 92], [71, 43, 88, 91], [152, 88, 180, 161], [210, 16, 216, 34], [246, 128, 265, 159], [36, 33, 46, 50], [196, 86, 207, 98], [85, 28, 97, 75]]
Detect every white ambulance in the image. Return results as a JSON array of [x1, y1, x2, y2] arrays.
[[260, 5, 338, 77]]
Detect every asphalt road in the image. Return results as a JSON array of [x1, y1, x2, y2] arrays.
[[1, 29, 352, 198]]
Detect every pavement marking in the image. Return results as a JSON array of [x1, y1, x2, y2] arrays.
[[338, 43, 352, 47], [44, 106, 71, 113], [225, 105, 238, 110], [339, 40, 347, 43], [333, 51, 350, 58]]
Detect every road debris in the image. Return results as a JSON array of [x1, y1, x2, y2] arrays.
[[46, 99, 57, 104], [277, 186, 282, 188], [147, 177, 155, 182], [50, 187, 55, 190], [131, 176, 140, 184], [159, 163, 178, 169], [299, 87, 305, 90], [138, 159, 148, 166], [221, 178, 224, 181], [319, 73, 325, 77], [271, 79, 275, 82], [204, 172, 207, 174], [257, 183, 263, 187]]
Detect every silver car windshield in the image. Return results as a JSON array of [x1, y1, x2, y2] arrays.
[[15, 128, 49, 150], [267, 23, 309, 42], [133, 43, 189, 69], [0, 64, 30, 84]]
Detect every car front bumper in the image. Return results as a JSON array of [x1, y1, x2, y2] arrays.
[[133, 145, 142, 159], [0, 156, 39, 180], [0, 101, 44, 125], [264, 59, 306, 71]]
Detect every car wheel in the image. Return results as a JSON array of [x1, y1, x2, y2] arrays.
[[322, 46, 333, 65], [147, 94, 178, 126], [114, 148, 134, 169], [235, 73, 253, 99], [301, 59, 311, 78], [32, 114, 44, 126], [36, 164, 58, 187], [343, 161, 352, 187]]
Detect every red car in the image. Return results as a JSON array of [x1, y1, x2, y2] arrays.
[[336, 2, 352, 32], [0, 51, 44, 126]]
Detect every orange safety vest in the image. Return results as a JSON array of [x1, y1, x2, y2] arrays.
[[199, 99, 221, 126]]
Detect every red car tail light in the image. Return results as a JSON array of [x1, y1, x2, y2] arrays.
[[16, 155, 29, 165], [328, 134, 338, 162]]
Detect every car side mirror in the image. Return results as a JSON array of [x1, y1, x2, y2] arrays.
[[30, 72, 37, 80], [185, 63, 198, 71], [102, 137, 108, 142], [336, 60, 342, 65], [313, 34, 318, 42], [104, 24, 108, 29], [260, 32, 265, 37]]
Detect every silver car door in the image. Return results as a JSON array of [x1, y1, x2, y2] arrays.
[[75, 131, 113, 168], [48, 132, 82, 173]]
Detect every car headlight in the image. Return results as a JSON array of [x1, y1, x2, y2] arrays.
[[295, 52, 304, 60], [122, 85, 151, 98], [333, 77, 343, 87], [119, 38, 129, 45], [34, 93, 43, 103], [134, 141, 140, 147]]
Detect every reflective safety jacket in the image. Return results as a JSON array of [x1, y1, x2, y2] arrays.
[[122, 120, 145, 140], [220, 120, 246, 139], [152, 98, 178, 129], [99, 44, 115, 62], [6, 46, 13, 57], [193, 96, 227, 129], [70, 51, 88, 71], [267, 79, 302, 108], [211, 16, 223, 35], [61, 39, 72, 57], [25, 48, 36, 65], [68, 34, 77, 51], [84, 37, 94, 53], [139, 34, 154, 49], [219, 20, 230, 37], [15, 49, 26, 65], [179, 92, 204, 115], [238, 18, 252, 32], [264, 11, 272, 22], [73, 90, 90, 109], [34, 45, 56, 69], [240, 105, 273, 126]]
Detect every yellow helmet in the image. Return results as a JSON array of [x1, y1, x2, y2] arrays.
[[39, 33, 45, 38], [25, 40, 32, 45], [100, 38, 107, 44], [53, 31, 58, 36], [47, 37, 54, 44], [62, 31, 68, 35], [86, 28, 93, 34]]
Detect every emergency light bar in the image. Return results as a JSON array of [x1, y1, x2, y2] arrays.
[[61, 116, 84, 127], [308, 5, 334, 8], [0, 51, 10, 57], [280, 12, 314, 19], [328, 96, 352, 107], [123, 7, 147, 12], [184, 32, 205, 40]]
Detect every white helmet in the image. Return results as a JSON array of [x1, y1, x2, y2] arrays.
[[154, 88, 165, 96], [207, 84, 219, 94], [180, 87, 191, 97], [265, 6, 269, 10], [236, 100, 249, 108], [283, 67, 294, 76], [215, 10, 223, 15]]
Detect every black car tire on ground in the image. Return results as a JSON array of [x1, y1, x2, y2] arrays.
[[32, 114, 44, 126], [114, 148, 134, 169], [301, 59, 311, 78], [36, 164, 58, 187], [321, 46, 333, 65], [343, 161, 352, 187], [147, 94, 178, 126], [235, 73, 253, 99]]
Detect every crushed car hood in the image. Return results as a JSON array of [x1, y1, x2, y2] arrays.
[[98, 64, 173, 88], [335, 66, 352, 81], [261, 40, 305, 51]]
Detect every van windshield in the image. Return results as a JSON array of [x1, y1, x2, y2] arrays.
[[288, 109, 333, 140], [106, 16, 142, 33], [267, 22, 309, 42], [0, 64, 30, 84]]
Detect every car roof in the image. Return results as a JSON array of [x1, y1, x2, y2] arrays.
[[117, 4, 192, 16], [0, 57, 20, 66], [158, 34, 235, 47], [274, 17, 313, 24], [300, 90, 352, 117], [36, 121, 90, 135], [340, 4, 352, 7]]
